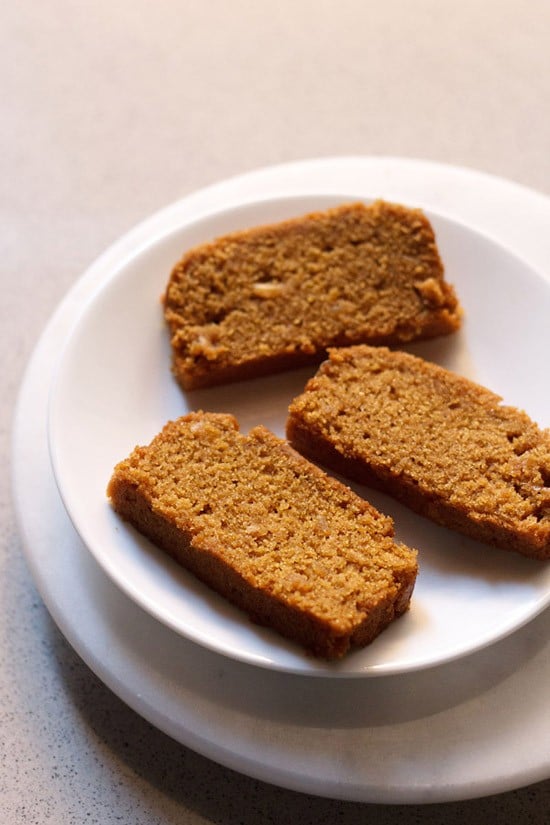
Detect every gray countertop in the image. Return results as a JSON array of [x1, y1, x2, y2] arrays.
[[2, 2, 550, 822]]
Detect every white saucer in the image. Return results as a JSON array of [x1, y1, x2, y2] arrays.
[[13, 157, 550, 802], [47, 192, 550, 677]]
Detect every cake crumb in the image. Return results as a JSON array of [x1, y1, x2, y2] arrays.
[[163, 201, 462, 389], [107, 411, 419, 659], [287, 345, 550, 560]]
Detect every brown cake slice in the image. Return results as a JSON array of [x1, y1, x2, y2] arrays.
[[107, 412, 418, 659], [163, 200, 462, 389], [287, 346, 550, 560]]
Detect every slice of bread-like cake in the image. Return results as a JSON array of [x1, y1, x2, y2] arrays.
[[287, 346, 550, 561], [107, 412, 418, 659], [163, 200, 462, 389]]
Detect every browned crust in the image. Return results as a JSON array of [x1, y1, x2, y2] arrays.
[[171, 315, 460, 391], [287, 416, 549, 560], [108, 473, 415, 660], [164, 201, 462, 390], [286, 349, 550, 561], [107, 414, 418, 659]]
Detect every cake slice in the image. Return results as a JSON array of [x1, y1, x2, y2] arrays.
[[107, 412, 418, 659], [287, 346, 550, 560], [163, 200, 462, 389]]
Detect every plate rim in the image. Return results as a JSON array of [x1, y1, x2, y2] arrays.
[[46, 187, 550, 679], [13, 156, 550, 802]]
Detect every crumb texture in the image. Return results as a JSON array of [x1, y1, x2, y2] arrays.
[[287, 345, 550, 560], [107, 412, 418, 658], [164, 201, 462, 389]]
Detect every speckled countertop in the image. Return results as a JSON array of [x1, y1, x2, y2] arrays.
[[2, 2, 550, 822]]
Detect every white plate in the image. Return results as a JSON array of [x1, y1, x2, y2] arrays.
[[47, 192, 550, 677], [14, 157, 550, 801]]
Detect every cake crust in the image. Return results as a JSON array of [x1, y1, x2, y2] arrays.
[[164, 201, 462, 389], [287, 346, 550, 560], [107, 412, 418, 659]]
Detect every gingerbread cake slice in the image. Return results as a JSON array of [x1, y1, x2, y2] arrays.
[[107, 412, 418, 659], [163, 200, 462, 389], [287, 346, 550, 560]]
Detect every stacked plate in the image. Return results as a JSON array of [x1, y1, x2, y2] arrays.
[[13, 158, 550, 803]]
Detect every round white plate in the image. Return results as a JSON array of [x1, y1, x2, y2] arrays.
[[47, 192, 550, 677], [13, 157, 550, 802]]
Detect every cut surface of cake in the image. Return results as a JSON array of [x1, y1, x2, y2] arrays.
[[163, 200, 462, 389], [287, 346, 550, 560], [107, 412, 418, 659]]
